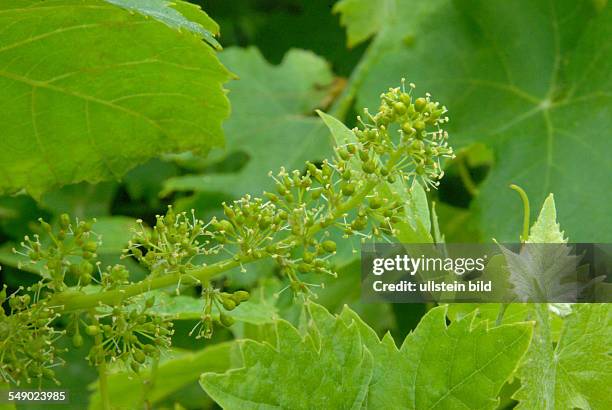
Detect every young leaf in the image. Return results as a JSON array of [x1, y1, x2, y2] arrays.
[[201, 303, 373, 409], [525, 194, 566, 244], [162, 48, 334, 198], [0, 0, 231, 198], [499, 195, 579, 301], [201, 303, 533, 410], [333, 0, 395, 47]]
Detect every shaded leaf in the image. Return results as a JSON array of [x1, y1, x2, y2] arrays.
[[105, 0, 222, 49], [88, 342, 236, 410], [162, 47, 334, 198], [346, 0, 612, 241]]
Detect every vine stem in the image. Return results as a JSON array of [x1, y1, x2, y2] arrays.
[[98, 360, 110, 410], [51, 175, 384, 313]]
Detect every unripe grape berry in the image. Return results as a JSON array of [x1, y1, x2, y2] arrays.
[[322, 240, 337, 253], [133, 349, 146, 364], [220, 313, 235, 327], [302, 252, 315, 264], [83, 241, 98, 253], [415, 97, 427, 112], [298, 263, 311, 273], [369, 197, 383, 209], [341, 183, 355, 196], [222, 298, 236, 311], [85, 325, 100, 336], [232, 290, 250, 302], [60, 213, 71, 229], [130, 362, 140, 373], [145, 296, 155, 309], [362, 160, 377, 174], [393, 102, 407, 115], [72, 333, 83, 347], [337, 148, 350, 160]]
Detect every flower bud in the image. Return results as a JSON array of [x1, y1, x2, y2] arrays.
[[321, 240, 337, 253]]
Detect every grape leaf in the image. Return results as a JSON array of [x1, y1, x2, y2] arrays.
[[162, 47, 334, 198], [333, 0, 395, 47], [201, 303, 373, 409], [340, 0, 612, 241], [201, 303, 532, 409], [0, 0, 231, 198], [514, 303, 612, 409], [341, 305, 532, 409]]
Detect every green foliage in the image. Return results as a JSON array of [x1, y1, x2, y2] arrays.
[[0, 0, 231, 197], [201, 303, 532, 409], [89, 342, 237, 410], [339, 0, 612, 242], [0, 1, 609, 408]]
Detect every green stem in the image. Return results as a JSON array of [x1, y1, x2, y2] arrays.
[[52, 176, 386, 314], [98, 360, 110, 410], [495, 303, 508, 326], [52, 258, 243, 312], [509, 184, 530, 242]]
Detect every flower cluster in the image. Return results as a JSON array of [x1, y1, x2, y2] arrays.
[[83, 296, 173, 372], [0, 284, 63, 385], [2, 81, 453, 382], [13, 215, 100, 290], [125, 207, 209, 276], [357, 80, 454, 189], [190, 288, 250, 339]]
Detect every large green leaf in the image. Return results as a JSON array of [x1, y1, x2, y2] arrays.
[[337, 0, 612, 241], [342, 305, 532, 409], [0, 0, 231, 197], [201, 303, 532, 409], [162, 47, 334, 198], [201, 303, 373, 409]]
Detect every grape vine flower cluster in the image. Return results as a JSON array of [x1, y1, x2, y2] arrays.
[[82, 296, 173, 373], [14, 215, 100, 290], [1, 81, 453, 386], [0, 284, 63, 385]]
